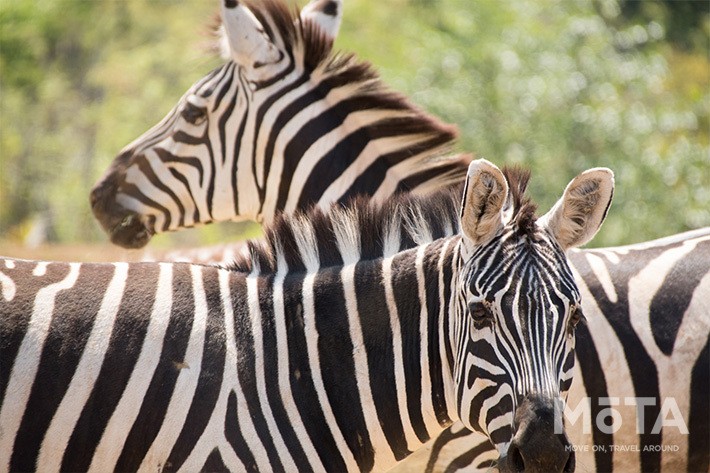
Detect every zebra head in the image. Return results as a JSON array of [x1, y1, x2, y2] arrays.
[[455, 159, 613, 472], [90, 0, 462, 248]]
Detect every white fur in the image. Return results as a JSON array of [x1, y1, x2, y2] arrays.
[[0, 269, 16, 302], [220, 1, 281, 71], [292, 216, 321, 273], [301, 0, 343, 40], [330, 207, 362, 266]]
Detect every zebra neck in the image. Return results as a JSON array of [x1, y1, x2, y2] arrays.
[[237, 236, 461, 471], [376, 237, 461, 456]]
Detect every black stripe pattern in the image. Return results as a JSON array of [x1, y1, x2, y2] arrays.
[[422, 229, 710, 473], [90, 0, 465, 249], [1, 167, 593, 472]]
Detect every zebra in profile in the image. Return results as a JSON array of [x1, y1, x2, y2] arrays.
[[90, 0, 469, 249], [1, 160, 614, 472]]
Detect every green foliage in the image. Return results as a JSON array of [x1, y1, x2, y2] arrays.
[[1, 0, 708, 249], [339, 0, 710, 247], [1, 0, 221, 244]]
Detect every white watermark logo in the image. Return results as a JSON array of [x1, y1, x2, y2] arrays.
[[564, 444, 681, 453], [554, 397, 689, 435]]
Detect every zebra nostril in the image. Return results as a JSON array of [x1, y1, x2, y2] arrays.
[[507, 442, 525, 473]]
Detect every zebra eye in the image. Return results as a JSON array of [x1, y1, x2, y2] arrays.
[[468, 301, 493, 325], [569, 305, 585, 329], [181, 103, 207, 125]]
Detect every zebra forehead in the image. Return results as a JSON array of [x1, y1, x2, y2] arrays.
[[225, 187, 462, 275], [467, 232, 578, 301]]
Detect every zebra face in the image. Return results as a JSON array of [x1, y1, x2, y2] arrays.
[[90, 0, 344, 248], [90, 60, 258, 248], [455, 159, 613, 472], [457, 231, 581, 469]]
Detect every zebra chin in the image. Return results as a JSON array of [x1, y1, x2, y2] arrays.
[[94, 206, 153, 249], [90, 168, 155, 249], [496, 395, 575, 473], [90, 185, 154, 249]]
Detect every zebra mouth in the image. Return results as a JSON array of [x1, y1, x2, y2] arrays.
[[109, 213, 154, 249], [497, 395, 575, 473], [90, 154, 157, 249], [90, 178, 155, 249]]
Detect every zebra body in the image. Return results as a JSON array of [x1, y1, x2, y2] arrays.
[[90, 0, 467, 249], [569, 229, 710, 473], [1, 161, 614, 472], [3, 258, 441, 472]]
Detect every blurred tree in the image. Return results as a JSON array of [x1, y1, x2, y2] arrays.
[[3, 1, 96, 240], [618, 0, 710, 51], [340, 0, 709, 246], [1, 0, 219, 244]]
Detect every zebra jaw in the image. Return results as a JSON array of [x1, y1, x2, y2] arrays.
[[110, 214, 153, 249], [90, 184, 153, 249]]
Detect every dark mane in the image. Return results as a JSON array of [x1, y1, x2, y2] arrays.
[[226, 184, 464, 274], [502, 166, 538, 239]]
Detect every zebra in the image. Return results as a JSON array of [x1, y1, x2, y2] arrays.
[[418, 227, 710, 473], [90, 0, 469, 249], [1, 160, 614, 472], [133, 234, 710, 469], [89, 1, 709, 471]]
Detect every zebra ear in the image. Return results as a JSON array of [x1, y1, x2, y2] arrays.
[[220, 0, 281, 69], [460, 159, 509, 247], [301, 0, 343, 41], [539, 168, 614, 250]]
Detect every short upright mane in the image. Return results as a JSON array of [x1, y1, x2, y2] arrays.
[[503, 166, 538, 239], [228, 166, 542, 274], [228, 185, 463, 274]]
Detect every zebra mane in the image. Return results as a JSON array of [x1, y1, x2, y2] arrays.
[[211, 0, 468, 189], [227, 166, 540, 274], [502, 166, 539, 239], [227, 185, 464, 275]]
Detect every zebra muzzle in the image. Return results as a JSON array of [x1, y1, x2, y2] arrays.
[[501, 395, 575, 473], [90, 177, 154, 249]]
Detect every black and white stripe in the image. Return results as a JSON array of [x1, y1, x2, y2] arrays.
[[90, 0, 467, 249], [109, 139, 708, 470], [568, 230, 710, 473], [86, 1, 708, 470], [415, 227, 710, 473], [2, 161, 612, 472]]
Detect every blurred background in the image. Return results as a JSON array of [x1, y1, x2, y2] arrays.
[[1, 0, 708, 261]]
